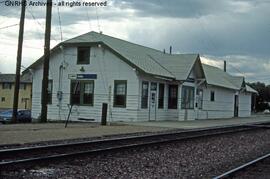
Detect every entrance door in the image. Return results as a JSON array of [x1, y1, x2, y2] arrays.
[[149, 83, 157, 121], [234, 95, 239, 117]]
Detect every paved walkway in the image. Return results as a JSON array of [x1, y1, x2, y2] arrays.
[[121, 115, 270, 129], [0, 123, 167, 145], [1, 115, 269, 145]]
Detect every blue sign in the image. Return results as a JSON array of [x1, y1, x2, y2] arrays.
[[76, 74, 97, 79]]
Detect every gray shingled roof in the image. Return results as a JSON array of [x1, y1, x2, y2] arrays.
[[26, 31, 200, 81], [202, 64, 239, 90], [0, 74, 32, 83], [64, 31, 200, 80], [202, 64, 257, 93], [25, 31, 254, 92]]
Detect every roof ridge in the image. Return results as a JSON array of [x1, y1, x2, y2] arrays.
[[90, 31, 167, 54]]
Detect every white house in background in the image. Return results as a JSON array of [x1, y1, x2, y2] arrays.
[[24, 31, 257, 122]]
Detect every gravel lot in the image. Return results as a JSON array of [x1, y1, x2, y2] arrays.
[[1, 129, 270, 178]]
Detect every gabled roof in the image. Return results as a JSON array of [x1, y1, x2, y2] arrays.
[[202, 64, 239, 90], [64, 31, 201, 80], [0, 74, 32, 83], [26, 31, 201, 81], [246, 85, 258, 94], [226, 75, 244, 89], [202, 64, 258, 93]]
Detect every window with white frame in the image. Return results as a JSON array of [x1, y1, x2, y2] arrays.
[[158, 83, 164, 109], [210, 91, 215, 101], [141, 81, 149, 109], [114, 80, 127, 107], [168, 85, 178, 109], [70, 80, 94, 106], [196, 88, 203, 109], [77, 47, 90, 64], [181, 86, 195, 109]]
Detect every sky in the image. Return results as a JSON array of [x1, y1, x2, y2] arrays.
[[0, 0, 269, 84]]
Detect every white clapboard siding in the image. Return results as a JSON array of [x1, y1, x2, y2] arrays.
[[239, 92, 251, 117], [31, 46, 139, 122], [200, 86, 235, 119]]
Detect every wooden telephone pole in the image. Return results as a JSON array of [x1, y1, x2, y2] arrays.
[[40, 0, 52, 123], [12, 0, 26, 123]]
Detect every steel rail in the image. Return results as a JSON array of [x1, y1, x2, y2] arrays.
[[213, 153, 270, 179], [0, 122, 270, 169], [0, 123, 264, 156]]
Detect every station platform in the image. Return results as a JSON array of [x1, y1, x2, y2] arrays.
[[0, 123, 167, 145], [0, 114, 269, 146], [121, 114, 270, 129]]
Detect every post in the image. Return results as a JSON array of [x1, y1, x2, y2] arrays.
[[41, 0, 52, 123], [224, 60, 227, 72], [101, 103, 108, 125], [169, 46, 172, 54], [108, 85, 112, 125], [12, 0, 26, 123]]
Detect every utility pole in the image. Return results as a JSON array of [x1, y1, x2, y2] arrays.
[[40, 0, 52, 123], [12, 0, 26, 123]]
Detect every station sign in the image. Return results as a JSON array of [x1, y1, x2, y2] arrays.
[[68, 74, 97, 80]]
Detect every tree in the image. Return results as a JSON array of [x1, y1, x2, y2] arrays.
[[247, 82, 270, 112]]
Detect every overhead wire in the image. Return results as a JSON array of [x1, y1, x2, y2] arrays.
[[26, 5, 59, 42], [56, 0, 63, 41], [95, 6, 101, 32], [0, 23, 19, 30]]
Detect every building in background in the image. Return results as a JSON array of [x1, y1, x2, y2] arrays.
[[0, 73, 32, 110], [24, 31, 257, 122]]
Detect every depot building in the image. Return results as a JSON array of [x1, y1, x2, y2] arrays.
[[24, 31, 257, 122]]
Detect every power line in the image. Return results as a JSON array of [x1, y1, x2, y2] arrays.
[[227, 63, 246, 76], [26, 6, 59, 42], [81, 0, 92, 30], [95, 6, 101, 32], [56, 0, 63, 41], [0, 23, 19, 30]]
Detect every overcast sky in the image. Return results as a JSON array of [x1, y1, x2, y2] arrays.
[[0, 0, 269, 83]]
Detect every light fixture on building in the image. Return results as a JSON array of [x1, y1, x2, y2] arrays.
[[80, 66, 85, 72]]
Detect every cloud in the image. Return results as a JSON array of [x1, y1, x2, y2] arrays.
[[0, 0, 269, 84], [201, 55, 270, 84]]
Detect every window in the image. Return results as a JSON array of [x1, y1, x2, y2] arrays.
[[2, 83, 12, 89], [70, 80, 94, 106], [181, 86, 195, 109], [196, 89, 203, 109], [47, 80, 53, 104], [1, 97, 5, 102], [114, 80, 127, 107], [83, 82, 94, 105], [77, 47, 90, 64], [168, 85, 178, 109], [158, 83, 164, 109], [141, 81, 149, 108], [210, 91, 215, 101]]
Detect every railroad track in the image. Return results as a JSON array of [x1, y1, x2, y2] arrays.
[[0, 122, 270, 170], [213, 152, 270, 179]]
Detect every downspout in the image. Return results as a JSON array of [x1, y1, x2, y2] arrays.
[[57, 45, 66, 121]]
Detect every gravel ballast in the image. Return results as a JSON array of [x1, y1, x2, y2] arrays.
[[1, 129, 270, 178]]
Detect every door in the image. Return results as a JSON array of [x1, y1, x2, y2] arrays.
[[234, 95, 239, 117], [149, 83, 157, 121]]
